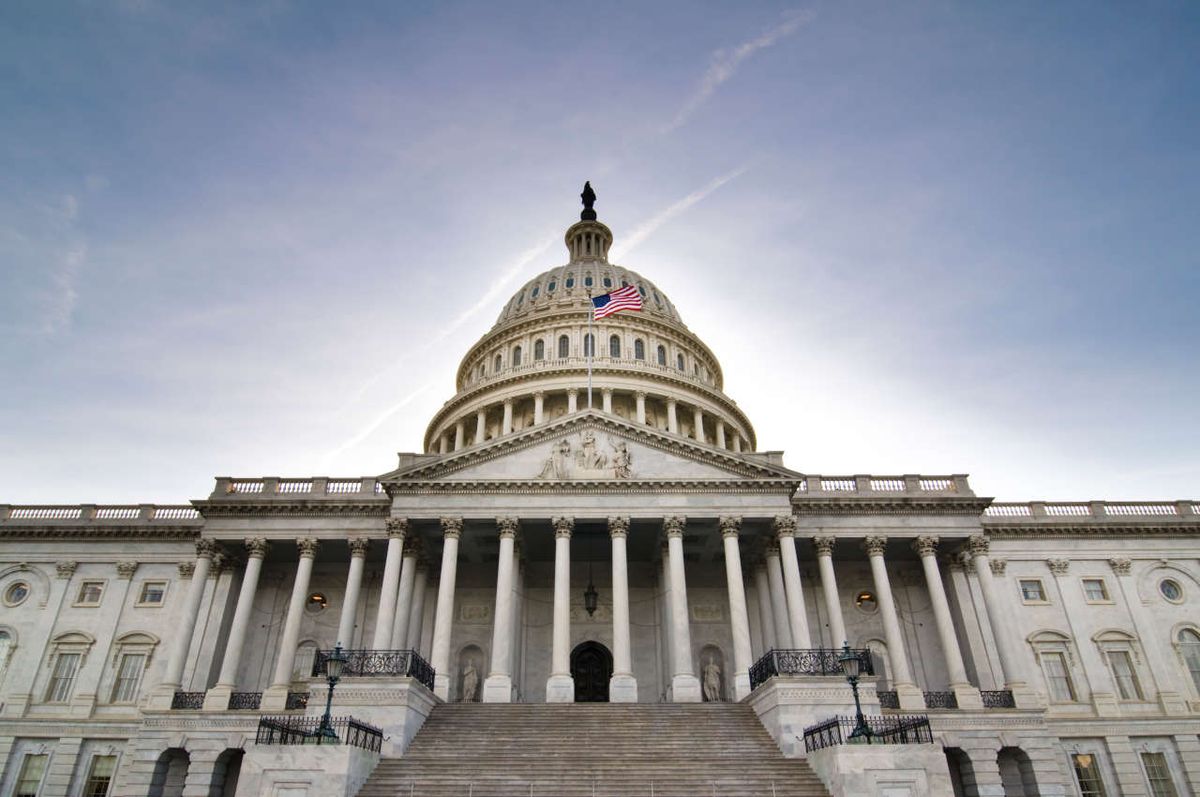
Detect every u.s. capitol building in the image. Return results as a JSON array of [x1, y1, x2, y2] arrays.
[[1, 190, 1197, 797]]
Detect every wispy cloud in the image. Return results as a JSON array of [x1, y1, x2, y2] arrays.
[[321, 381, 437, 469], [664, 9, 815, 134], [610, 166, 750, 260]]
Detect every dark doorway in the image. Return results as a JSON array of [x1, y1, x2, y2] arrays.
[[571, 641, 613, 702]]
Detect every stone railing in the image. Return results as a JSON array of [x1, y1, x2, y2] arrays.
[[795, 474, 973, 497], [463, 354, 717, 393], [1, 504, 202, 523], [212, 477, 386, 499], [983, 501, 1197, 522]]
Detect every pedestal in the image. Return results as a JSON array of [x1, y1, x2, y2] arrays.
[[951, 684, 984, 710], [260, 685, 290, 711], [482, 674, 513, 703], [202, 685, 233, 711], [896, 683, 925, 710], [609, 674, 638, 703], [733, 672, 752, 702], [670, 674, 702, 703], [146, 685, 179, 711], [546, 674, 575, 703], [433, 673, 450, 701]]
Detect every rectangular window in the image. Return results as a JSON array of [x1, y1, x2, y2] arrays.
[[45, 652, 81, 703], [137, 581, 167, 606], [110, 653, 145, 703], [76, 581, 104, 606], [14, 753, 48, 797], [1082, 578, 1110, 602], [1141, 752, 1179, 797], [1072, 753, 1108, 797], [1019, 579, 1047, 603], [1107, 650, 1143, 700], [81, 755, 117, 797], [1042, 652, 1077, 702]]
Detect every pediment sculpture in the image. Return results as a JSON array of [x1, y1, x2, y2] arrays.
[[537, 430, 633, 480]]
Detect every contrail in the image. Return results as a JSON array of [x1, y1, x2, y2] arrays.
[[322, 381, 437, 469]]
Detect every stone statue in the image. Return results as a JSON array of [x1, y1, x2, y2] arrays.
[[611, 442, 632, 479], [577, 430, 608, 470], [538, 439, 572, 479], [703, 657, 722, 702], [461, 661, 479, 702], [580, 181, 597, 221]]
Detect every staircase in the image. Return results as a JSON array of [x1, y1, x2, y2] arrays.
[[357, 703, 831, 797]]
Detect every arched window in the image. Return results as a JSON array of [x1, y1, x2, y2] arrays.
[[634, 339, 645, 360], [558, 335, 570, 359], [676, 353, 685, 371], [494, 354, 502, 373], [0, 630, 11, 681], [534, 339, 545, 361], [1180, 628, 1200, 694], [584, 275, 593, 288], [603, 276, 613, 288], [566, 275, 575, 288], [609, 335, 621, 358], [512, 346, 522, 367], [583, 333, 595, 357], [657, 345, 666, 366], [547, 280, 556, 293], [531, 286, 539, 299], [478, 363, 485, 378]]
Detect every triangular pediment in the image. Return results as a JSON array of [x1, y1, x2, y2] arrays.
[[380, 412, 803, 488]]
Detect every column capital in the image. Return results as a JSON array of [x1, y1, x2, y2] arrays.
[[497, 516, 520, 539], [634, 390, 647, 399], [663, 515, 687, 538], [912, 535, 939, 557], [404, 537, 424, 559], [195, 538, 219, 559], [601, 387, 613, 396], [116, 561, 139, 580], [440, 516, 463, 538], [763, 539, 781, 557], [296, 537, 319, 558], [863, 535, 888, 557], [552, 516, 574, 538], [666, 396, 677, 406], [719, 515, 742, 538], [178, 561, 196, 579], [533, 390, 545, 399], [608, 516, 630, 538], [387, 517, 410, 539], [772, 514, 796, 538], [566, 388, 579, 397], [348, 537, 371, 557], [245, 537, 270, 558], [989, 558, 1007, 576], [967, 534, 990, 558], [813, 536, 835, 556], [1047, 558, 1070, 576], [1108, 557, 1132, 576], [56, 561, 77, 579]]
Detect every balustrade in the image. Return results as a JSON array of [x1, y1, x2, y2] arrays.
[[748, 648, 873, 690], [312, 648, 435, 691], [803, 715, 932, 753]]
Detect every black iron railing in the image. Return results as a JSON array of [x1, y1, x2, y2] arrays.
[[285, 691, 309, 710], [171, 691, 205, 710], [749, 648, 874, 690], [312, 649, 435, 691], [803, 714, 933, 753], [256, 715, 383, 753], [228, 691, 262, 710], [923, 691, 958, 709], [981, 689, 1015, 708], [877, 690, 899, 709]]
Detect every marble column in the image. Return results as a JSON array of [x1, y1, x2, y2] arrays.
[[753, 563, 776, 654], [720, 516, 754, 700], [438, 435, 448, 454], [546, 516, 575, 702], [774, 515, 812, 648], [813, 537, 846, 649], [666, 399, 678, 434], [567, 389, 578, 414], [153, 540, 217, 705], [914, 536, 981, 708], [390, 538, 421, 650], [733, 435, 742, 453], [405, 562, 428, 653], [430, 517, 463, 700], [601, 388, 613, 414], [484, 518, 518, 702], [533, 391, 545, 425], [475, 409, 486, 443], [665, 516, 701, 701], [372, 519, 407, 649], [204, 537, 269, 709], [609, 516, 637, 701], [454, 422, 465, 450], [693, 407, 705, 442], [968, 535, 1034, 707], [863, 536, 922, 709], [764, 542, 793, 649], [635, 391, 646, 424], [336, 538, 370, 649], [659, 543, 676, 682], [715, 420, 726, 449], [264, 538, 319, 708], [502, 399, 513, 435]]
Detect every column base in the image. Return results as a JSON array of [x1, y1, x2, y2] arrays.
[[260, 685, 290, 711], [895, 683, 925, 711], [609, 673, 638, 703], [202, 685, 233, 711], [950, 684, 983, 710], [1006, 681, 1042, 710], [732, 671, 751, 702], [671, 674, 702, 703], [433, 673, 451, 701], [146, 684, 180, 711], [546, 674, 575, 703], [482, 674, 513, 703]]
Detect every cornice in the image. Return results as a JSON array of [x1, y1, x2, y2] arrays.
[[388, 478, 802, 496], [791, 497, 994, 516], [984, 522, 1200, 539], [193, 500, 389, 518], [0, 525, 201, 540]]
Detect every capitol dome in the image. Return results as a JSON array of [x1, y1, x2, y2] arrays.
[[424, 185, 756, 455]]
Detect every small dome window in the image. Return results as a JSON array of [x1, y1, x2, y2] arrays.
[[548, 280, 556, 293], [512, 346, 522, 366], [657, 345, 667, 366], [583, 334, 595, 357], [531, 286, 539, 298], [634, 339, 645, 360], [494, 354, 502, 372], [558, 335, 570, 359], [603, 277, 613, 288], [653, 290, 662, 306], [677, 353, 685, 371], [638, 285, 646, 297], [478, 364, 485, 378], [1160, 579, 1184, 603], [566, 275, 575, 288], [534, 340, 545, 361], [609, 335, 621, 358], [517, 293, 524, 306], [584, 275, 593, 288]]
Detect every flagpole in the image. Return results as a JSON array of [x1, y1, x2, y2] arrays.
[[587, 294, 593, 409]]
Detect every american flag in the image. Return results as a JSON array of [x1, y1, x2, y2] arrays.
[[592, 285, 643, 319]]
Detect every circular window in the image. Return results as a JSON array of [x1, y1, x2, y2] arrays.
[[1160, 579, 1184, 603], [4, 581, 30, 606], [305, 592, 328, 613], [855, 590, 877, 613]]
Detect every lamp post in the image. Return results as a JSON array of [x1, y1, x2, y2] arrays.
[[838, 642, 872, 743], [318, 642, 348, 743]]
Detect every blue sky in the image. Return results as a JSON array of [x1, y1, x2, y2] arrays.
[[2, 2, 1198, 504]]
